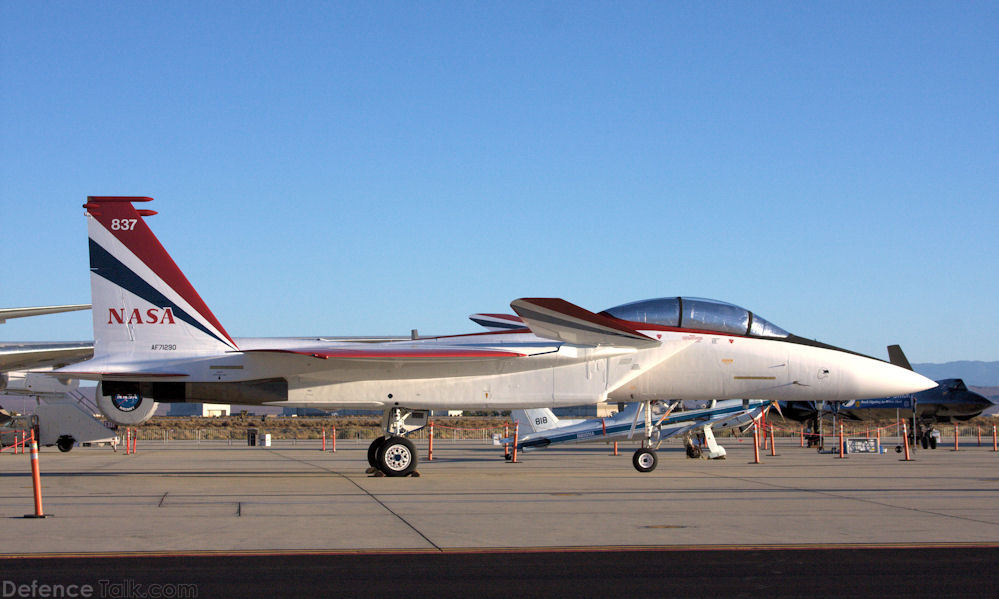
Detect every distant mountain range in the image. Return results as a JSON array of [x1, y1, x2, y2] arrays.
[[912, 361, 999, 387]]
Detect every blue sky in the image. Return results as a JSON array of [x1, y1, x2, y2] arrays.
[[2, 2, 997, 363]]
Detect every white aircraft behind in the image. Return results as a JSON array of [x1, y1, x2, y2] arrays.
[[0, 304, 90, 324], [0, 304, 113, 453], [0, 305, 93, 372], [55, 197, 934, 476], [509, 400, 770, 471]]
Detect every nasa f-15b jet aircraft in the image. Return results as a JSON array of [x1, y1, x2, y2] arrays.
[[55, 197, 934, 476]]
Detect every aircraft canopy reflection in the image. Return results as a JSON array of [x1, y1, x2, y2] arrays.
[[601, 297, 790, 339]]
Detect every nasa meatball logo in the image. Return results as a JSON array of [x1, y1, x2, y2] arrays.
[[111, 393, 141, 412]]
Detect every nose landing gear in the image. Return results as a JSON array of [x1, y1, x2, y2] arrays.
[[633, 447, 658, 472], [631, 400, 659, 473]]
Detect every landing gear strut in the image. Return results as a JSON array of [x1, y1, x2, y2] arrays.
[[631, 400, 659, 473], [366, 407, 427, 477]]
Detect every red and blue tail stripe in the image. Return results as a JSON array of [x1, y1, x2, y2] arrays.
[[84, 196, 238, 351]]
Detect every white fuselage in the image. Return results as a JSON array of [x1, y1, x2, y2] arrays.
[[81, 327, 932, 410], [610, 329, 927, 404]]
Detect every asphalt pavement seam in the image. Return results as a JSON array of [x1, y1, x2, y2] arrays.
[[269, 449, 443, 551]]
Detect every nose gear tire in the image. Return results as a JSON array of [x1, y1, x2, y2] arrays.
[[632, 448, 658, 473]]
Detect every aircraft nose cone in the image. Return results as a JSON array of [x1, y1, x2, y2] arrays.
[[893, 367, 937, 395], [840, 358, 937, 400]]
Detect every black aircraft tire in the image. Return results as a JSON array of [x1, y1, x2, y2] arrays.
[[921, 435, 929, 450], [632, 448, 658, 473], [367, 436, 387, 468], [377, 437, 418, 477], [929, 437, 937, 450], [56, 436, 74, 453]]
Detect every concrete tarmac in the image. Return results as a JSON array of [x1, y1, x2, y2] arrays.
[[2, 437, 998, 554]]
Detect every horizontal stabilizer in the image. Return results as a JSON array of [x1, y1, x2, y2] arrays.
[[510, 298, 660, 347]]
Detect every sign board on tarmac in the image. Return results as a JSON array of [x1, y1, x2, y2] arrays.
[[846, 438, 879, 454]]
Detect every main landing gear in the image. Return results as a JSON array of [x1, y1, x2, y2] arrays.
[[365, 407, 427, 477], [56, 435, 75, 453], [366, 436, 418, 477]]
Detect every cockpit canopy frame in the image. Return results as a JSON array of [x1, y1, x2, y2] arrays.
[[600, 297, 789, 339]]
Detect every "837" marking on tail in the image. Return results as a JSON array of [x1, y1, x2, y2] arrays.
[[110, 218, 138, 231]]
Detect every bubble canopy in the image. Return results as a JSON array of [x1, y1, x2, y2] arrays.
[[600, 297, 790, 338]]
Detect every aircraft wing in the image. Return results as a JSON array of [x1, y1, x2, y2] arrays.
[[54, 345, 530, 382], [510, 298, 660, 348], [658, 418, 722, 441], [242, 346, 528, 361], [657, 401, 766, 440], [0, 304, 90, 323], [0, 342, 94, 372]]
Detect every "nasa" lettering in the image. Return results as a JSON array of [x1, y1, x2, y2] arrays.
[[107, 307, 177, 325]]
